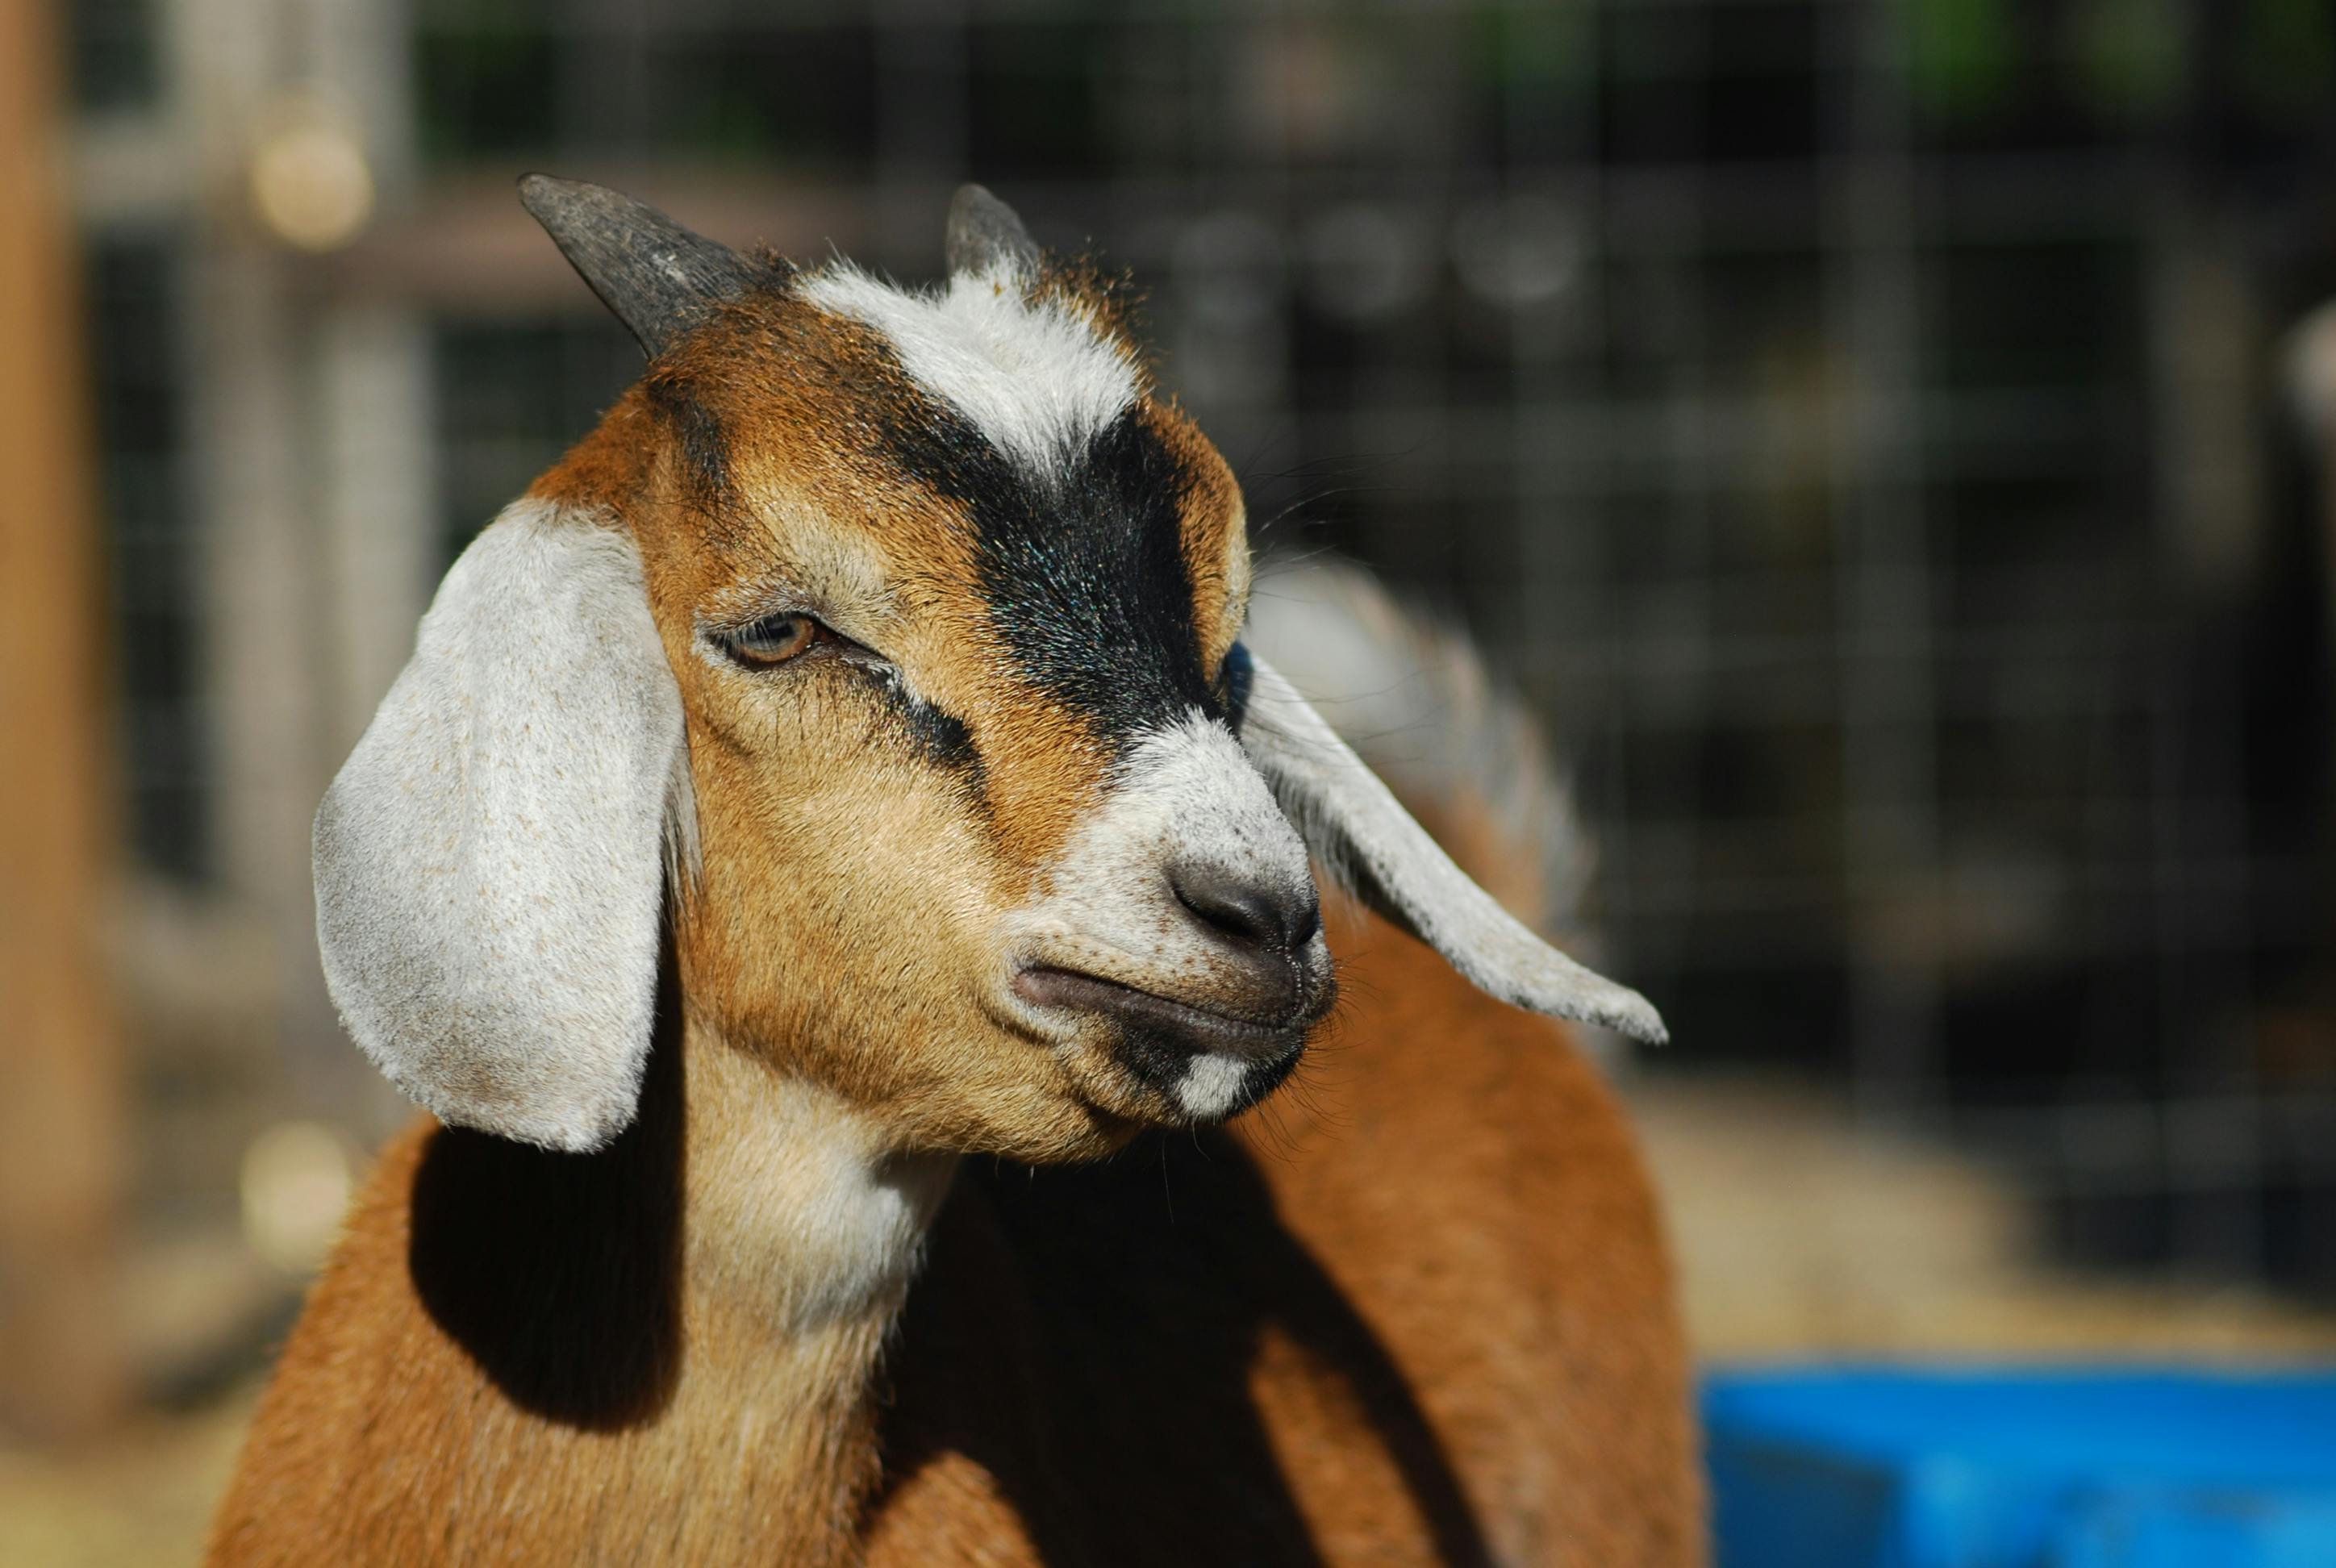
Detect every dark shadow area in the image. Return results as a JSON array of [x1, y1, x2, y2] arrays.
[[872, 1129, 1495, 1567], [405, 990, 686, 1431]]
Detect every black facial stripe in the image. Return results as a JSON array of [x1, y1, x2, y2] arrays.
[[875, 399, 1218, 748], [862, 661, 989, 807]]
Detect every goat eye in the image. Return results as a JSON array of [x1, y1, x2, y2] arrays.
[[726, 613, 821, 667]]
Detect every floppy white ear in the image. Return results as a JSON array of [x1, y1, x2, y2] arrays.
[[314, 500, 687, 1151], [1235, 648, 1666, 1044]]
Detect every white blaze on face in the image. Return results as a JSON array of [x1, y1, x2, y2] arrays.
[[799, 262, 1139, 481], [1006, 709, 1317, 1011]]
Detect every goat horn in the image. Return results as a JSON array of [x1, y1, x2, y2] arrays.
[[518, 173, 765, 357], [945, 184, 1041, 278]]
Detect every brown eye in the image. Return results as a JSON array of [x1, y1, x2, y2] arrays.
[[726, 612, 821, 667]]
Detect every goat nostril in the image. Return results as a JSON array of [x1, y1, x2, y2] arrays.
[[1287, 895, 1320, 949], [1168, 861, 1319, 954]]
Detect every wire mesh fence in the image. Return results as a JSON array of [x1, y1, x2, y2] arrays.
[[69, 0, 2336, 1293]]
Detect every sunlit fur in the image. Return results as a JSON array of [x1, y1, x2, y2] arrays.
[[799, 259, 1141, 477], [211, 233, 1700, 1565]]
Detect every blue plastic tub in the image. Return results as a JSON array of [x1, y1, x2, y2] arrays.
[[1704, 1367, 2336, 1568]]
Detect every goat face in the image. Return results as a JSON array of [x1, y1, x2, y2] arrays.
[[621, 260, 1329, 1160], [312, 180, 1662, 1159]]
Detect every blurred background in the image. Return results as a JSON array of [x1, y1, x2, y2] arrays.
[[7, 0, 2336, 1558]]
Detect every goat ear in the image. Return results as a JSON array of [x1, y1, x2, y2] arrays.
[[945, 183, 1041, 279], [1234, 646, 1666, 1045], [314, 503, 687, 1152]]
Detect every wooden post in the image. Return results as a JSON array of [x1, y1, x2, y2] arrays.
[[0, 0, 131, 1437]]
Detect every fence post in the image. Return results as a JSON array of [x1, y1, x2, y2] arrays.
[[0, 0, 131, 1438]]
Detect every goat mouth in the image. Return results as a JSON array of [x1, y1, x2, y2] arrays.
[[1012, 965, 1324, 1051]]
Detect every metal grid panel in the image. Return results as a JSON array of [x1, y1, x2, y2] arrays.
[[84, 227, 206, 886], [144, 0, 2336, 1287]]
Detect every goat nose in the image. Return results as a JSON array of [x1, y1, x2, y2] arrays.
[[1168, 860, 1321, 954]]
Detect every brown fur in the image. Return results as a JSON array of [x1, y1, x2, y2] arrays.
[[211, 910, 1699, 1565], [210, 262, 1701, 1562], [866, 910, 1702, 1565]]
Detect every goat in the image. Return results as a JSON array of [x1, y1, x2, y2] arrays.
[[206, 179, 1702, 1565]]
